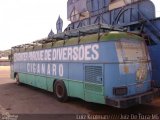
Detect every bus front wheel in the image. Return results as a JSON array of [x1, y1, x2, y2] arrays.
[[15, 73, 20, 85], [54, 80, 68, 102]]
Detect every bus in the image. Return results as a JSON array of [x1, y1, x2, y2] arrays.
[[10, 24, 158, 108]]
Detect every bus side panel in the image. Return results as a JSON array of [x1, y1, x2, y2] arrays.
[[19, 72, 56, 92], [46, 77, 54, 92], [35, 75, 47, 90], [68, 80, 84, 99], [83, 64, 105, 104], [19, 73, 27, 84], [81, 42, 117, 104], [19, 73, 35, 86], [68, 63, 84, 99], [84, 83, 105, 104], [28, 74, 35, 86], [104, 64, 119, 98], [19, 73, 48, 90], [96, 42, 118, 100]]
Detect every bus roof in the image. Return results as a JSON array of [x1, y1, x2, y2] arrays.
[[12, 31, 143, 53]]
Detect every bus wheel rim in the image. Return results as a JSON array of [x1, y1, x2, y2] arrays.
[[56, 84, 64, 98]]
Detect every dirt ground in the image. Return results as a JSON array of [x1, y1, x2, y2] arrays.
[[0, 66, 160, 120]]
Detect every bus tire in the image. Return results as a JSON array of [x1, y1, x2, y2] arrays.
[[15, 73, 20, 85], [54, 80, 68, 102]]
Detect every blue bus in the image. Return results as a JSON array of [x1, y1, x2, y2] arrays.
[[10, 25, 158, 108]]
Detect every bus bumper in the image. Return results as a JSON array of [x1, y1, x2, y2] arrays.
[[105, 88, 159, 108]]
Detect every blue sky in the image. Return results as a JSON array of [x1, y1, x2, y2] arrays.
[[0, 0, 159, 50]]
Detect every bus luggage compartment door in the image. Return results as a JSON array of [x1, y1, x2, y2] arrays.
[[84, 64, 105, 104]]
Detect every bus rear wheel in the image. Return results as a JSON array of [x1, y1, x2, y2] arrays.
[[54, 80, 68, 102], [15, 73, 20, 85]]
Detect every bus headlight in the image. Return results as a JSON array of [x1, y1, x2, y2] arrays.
[[113, 86, 128, 96]]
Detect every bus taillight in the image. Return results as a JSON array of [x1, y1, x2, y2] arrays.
[[113, 86, 128, 96]]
